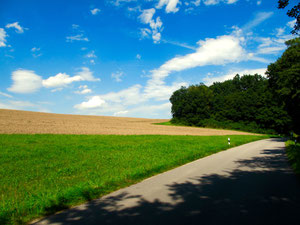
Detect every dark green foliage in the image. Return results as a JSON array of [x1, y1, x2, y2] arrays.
[[266, 37, 300, 133], [170, 37, 300, 134], [170, 74, 291, 134], [278, 0, 300, 34], [285, 140, 300, 175], [170, 84, 213, 126]]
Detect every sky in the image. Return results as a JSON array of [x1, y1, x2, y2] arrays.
[[0, 0, 297, 118]]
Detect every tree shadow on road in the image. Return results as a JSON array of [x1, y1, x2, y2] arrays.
[[34, 141, 300, 225]]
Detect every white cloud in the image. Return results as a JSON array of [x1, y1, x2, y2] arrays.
[[66, 34, 89, 42], [43, 67, 100, 88], [152, 31, 161, 43], [139, 8, 156, 24], [75, 85, 92, 94], [136, 54, 141, 59], [74, 36, 249, 116], [257, 46, 285, 55], [5, 22, 24, 33], [0, 91, 13, 98], [157, 0, 180, 13], [7, 69, 43, 93], [140, 28, 152, 39], [0, 100, 35, 110], [226, 0, 238, 4], [192, 0, 201, 6], [85, 50, 97, 58], [162, 39, 197, 50], [257, 0, 262, 5], [111, 71, 124, 82], [67, 25, 89, 42], [203, 0, 219, 5], [31, 47, 40, 52], [287, 19, 296, 29], [243, 12, 273, 31], [74, 96, 106, 109], [203, 68, 267, 86], [150, 35, 245, 79], [0, 28, 7, 47], [91, 8, 101, 15], [149, 17, 163, 30], [113, 110, 129, 116], [100, 84, 144, 105], [142, 35, 245, 100], [42, 73, 82, 88], [75, 67, 100, 81], [139, 8, 163, 43], [31, 47, 42, 58], [203, 0, 238, 5]]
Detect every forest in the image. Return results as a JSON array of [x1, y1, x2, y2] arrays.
[[170, 38, 299, 134]]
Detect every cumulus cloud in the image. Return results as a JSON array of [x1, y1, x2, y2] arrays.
[[150, 35, 245, 81], [0, 28, 7, 47], [7, 67, 99, 94], [139, 8, 163, 43], [42, 73, 82, 88], [75, 85, 92, 94], [75, 67, 100, 81], [75, 35, 248, 114], [139, 8, 156, 23], [157, 0, 180, 13], [43, 67, 100, 88], [7, 69, 43, 93], [91, 8, 101, 15], [203, 68, 267, 86], [74, 96, 106, 109], [5, 22, 25, 33], [141, 35, 246, 100]]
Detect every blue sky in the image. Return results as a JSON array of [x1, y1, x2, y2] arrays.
[[0, 0, 297, 118]]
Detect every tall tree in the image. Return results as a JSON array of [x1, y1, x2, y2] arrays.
[[278, 0, 300, 34], [266, 37, 300, 133]]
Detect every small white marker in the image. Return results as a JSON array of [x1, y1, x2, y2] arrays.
[[228, 137, 231, 145]]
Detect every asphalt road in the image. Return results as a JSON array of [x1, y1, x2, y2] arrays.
[[33, 138, 300, 225]]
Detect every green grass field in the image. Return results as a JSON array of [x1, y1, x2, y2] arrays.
[[0, 134, 268, 224]]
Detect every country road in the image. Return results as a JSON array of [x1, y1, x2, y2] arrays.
[[32, 138, 300, 225]]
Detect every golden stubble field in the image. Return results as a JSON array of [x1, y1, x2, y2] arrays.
[[0, 109, 256, 136]]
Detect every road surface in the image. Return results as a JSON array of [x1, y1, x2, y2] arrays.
[[32, 138, 300, 225]]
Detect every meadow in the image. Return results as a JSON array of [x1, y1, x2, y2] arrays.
[[0, 134, 268, 224]]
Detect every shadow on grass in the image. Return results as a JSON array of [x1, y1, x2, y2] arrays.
[[33, 139, 300, 225], [285, 141, 300, 177]]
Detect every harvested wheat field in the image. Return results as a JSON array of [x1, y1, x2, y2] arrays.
[[0, 109, 256, 135]]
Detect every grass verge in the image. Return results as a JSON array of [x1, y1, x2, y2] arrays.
[[0, 134, 268, 224], [285, 140, 300, 176]]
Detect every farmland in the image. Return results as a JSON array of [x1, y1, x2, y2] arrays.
[[0, 109, 267, 224], [0, 109, 255, 136]]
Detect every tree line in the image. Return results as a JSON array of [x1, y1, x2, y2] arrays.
[[170, 38, 299, 134]]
